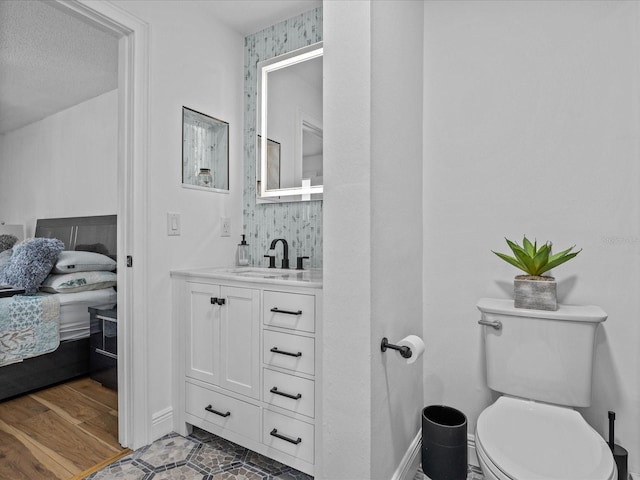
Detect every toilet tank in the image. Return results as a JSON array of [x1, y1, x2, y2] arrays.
[[477, 298, 607, 407]]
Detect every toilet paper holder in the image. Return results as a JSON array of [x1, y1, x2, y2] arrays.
[[380, 337, 412, 359]]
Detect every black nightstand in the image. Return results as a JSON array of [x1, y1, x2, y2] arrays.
[[0, 285, 25, 297], [89, 303, 117, 390]]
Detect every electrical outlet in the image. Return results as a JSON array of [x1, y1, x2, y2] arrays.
[[221, 217, 231, 237]]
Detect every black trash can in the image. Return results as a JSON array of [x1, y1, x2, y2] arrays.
[[422, 405, 467, 480]]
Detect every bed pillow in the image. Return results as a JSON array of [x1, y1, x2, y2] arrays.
[[52, 250, 116, 274], [0, 249, 12, 270], [0, 234, 17, 253], [0, 237, 65, 294], [40, 271, 117, 293]]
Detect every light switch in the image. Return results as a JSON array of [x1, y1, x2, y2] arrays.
[[167, 212, 181, 236]]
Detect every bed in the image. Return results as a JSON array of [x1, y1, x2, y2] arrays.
[[0, 215, 117, 401]]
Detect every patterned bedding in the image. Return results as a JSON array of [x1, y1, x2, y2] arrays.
[[0, 295, 60, 366]]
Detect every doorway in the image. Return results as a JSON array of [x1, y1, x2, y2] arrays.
[[50, 0, 150, 450]]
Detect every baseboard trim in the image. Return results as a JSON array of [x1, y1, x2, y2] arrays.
[[392, 430, 479, 480], [392, 430, 422, 480], [467, 432, 479, 468], [151, 406, 173, 440]]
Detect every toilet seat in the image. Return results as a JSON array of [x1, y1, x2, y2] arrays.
[[476, 396, 616, 480]]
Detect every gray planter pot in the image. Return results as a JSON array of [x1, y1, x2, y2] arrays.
[[513, 275, 557, 311]]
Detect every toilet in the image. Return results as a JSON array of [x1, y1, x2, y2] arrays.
[[476, 298, 617, 480]]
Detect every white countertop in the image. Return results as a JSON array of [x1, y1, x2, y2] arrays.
[[170, 266, 323, 288]]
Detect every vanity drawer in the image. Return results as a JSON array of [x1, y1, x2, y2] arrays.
[[263, 409, 314, 464], [264, 291, 315, 333], [263, 368, 315, 418], [185, 382, 260, 442], [263, 329, 315, 375]]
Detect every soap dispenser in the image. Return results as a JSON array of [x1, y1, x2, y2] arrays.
[[237, 234, 249, 266]]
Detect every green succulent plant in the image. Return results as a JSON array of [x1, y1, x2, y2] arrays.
[[493, 236, 581, 277]]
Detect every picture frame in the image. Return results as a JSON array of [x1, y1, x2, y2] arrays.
[[257, 135, 281, 193]]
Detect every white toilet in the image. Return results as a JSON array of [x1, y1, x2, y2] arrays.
[[476, 298, 617, 480]]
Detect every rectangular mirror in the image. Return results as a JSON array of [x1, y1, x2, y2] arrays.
[[182, 107, 229, 192], [257, 42, 323, 202]]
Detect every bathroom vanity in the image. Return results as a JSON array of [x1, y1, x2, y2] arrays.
[[171, 266, 322, 476]]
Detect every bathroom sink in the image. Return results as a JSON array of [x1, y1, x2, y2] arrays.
[[194, 267, 322, 287], [221, 267, 294, 276], [235, 268, 313, 280], [239, 270, 291, 278]]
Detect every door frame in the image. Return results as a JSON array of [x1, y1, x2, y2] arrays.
[[53, 0, 150, 449]]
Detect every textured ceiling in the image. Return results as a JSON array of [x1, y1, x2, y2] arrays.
[[0, 0, 119, 134], [0, 0, 321, 135]]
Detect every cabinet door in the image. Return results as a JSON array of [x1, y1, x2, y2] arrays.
[[219, 286, 260, 399], [185, 282, 220, 385]]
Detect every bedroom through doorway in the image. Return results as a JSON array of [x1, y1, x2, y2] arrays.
[[0, 0, 146, 470]]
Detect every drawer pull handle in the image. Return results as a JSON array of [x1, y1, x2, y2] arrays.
[[270, 428, 302, 445], [204, 405, 231, 417], [271, 307, 302, 316], [270, 386, 302, 400], [270, 347, 302, 358]]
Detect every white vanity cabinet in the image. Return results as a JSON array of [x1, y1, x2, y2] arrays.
[[171, 267, 322, 476], [184, 282, 260, 399], [261, 289, 317, 465]]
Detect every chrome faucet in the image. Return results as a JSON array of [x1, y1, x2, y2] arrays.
[[269, 238, 289, 269]]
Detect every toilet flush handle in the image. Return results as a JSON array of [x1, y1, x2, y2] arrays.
[[478, 319, 502, 330]]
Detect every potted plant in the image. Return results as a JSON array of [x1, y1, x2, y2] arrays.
[[492, 236, 581, 311]]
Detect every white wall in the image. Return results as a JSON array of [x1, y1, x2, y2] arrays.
[[323, 1, 424, 479], [370, 2, 424, 477], [322, 1, 372, 476], [0, 90, 118, 232], [110, 0, 244, 436], [423, 0, 640, 473]]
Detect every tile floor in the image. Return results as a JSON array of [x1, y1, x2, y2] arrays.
[[86, 427, 483, 479], [85, 427, 313, 480]]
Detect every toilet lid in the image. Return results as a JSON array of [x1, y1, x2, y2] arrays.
[[476, 396, 615, 480]]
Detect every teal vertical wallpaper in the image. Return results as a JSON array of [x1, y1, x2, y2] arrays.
[[243, 7, 323, 268]]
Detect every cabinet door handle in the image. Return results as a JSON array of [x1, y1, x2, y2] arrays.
[[270, 307, 302, 316], [204, 405, 231, 417], [270, 386, 302, 400], [210, 297, 226, 306], [270, 428, 302, 445], [270, 347, 302, 358]]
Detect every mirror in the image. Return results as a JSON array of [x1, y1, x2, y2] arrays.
[[182, 107, 229, 191], [257, 42, 323, 201]]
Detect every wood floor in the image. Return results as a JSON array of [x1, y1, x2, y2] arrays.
[[0, 377, 129, 480]]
